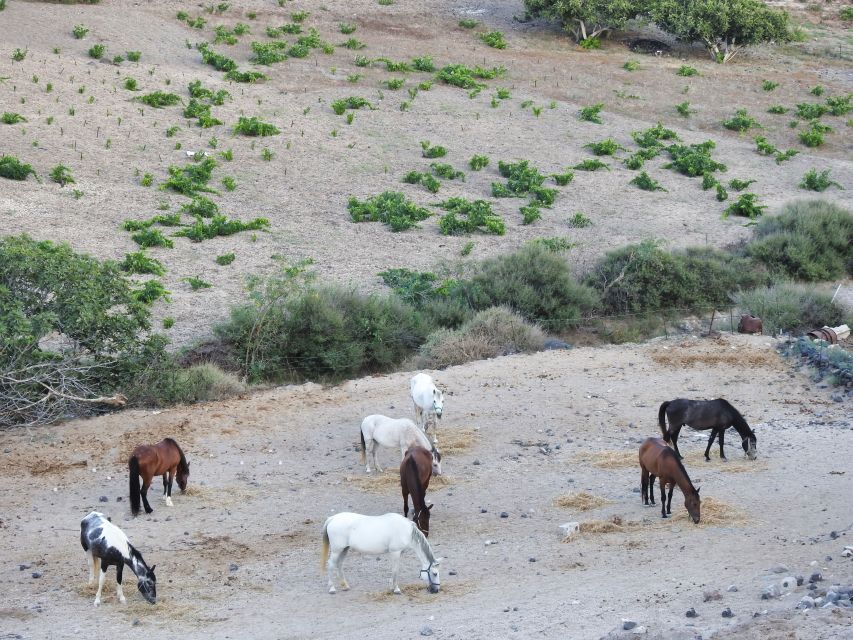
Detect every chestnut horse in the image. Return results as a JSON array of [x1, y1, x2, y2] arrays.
[[129, 438, 190, 516], [400, 446, 433, 537], [639, 437, 700, 523]]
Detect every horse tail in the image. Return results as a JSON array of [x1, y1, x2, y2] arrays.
[[320, 519, 330, 574], [129, 456, 141, 516], [359, 426, 366, 465], [165, 437, 189, 474], [658, 401, 671, 441]]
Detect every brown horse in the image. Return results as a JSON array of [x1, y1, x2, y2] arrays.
[[129, 438, 190, 516], [639, 437, 700, 523], [400, 446, 433, 537]]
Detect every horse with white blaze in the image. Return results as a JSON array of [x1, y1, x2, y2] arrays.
[[80, 511, 156, 606], [320, 512, 442, 594], [410, 373, 444, 439], [360, 414, 441, 475]]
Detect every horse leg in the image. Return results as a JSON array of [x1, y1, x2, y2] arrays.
[[390, 550, 402, 594], [165, 467, 175, 506], [718, 428, 727, 460], [337, 548, 350, 590], [641, 467, 649, 505], [94, 563, 108, 606], [141, 478, 153, 514], [86, 550, 95, 585], [372, 441, 383, 473], [671, 427, 684, 459], [666, 484, 674, 515], [659, 482, 667, 518], [649, 475, 656, 505], [162, 472, 168, 497], [115, 563, 126, 604], [327, 548, 340, 594], [704, 430, 717, 461], [403, 487, 410, 518]]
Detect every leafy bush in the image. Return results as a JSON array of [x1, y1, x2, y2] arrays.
[[50, 164, 75, 186], [825, 95, 851, 116], [251, 40, 288, 64], [632, 123, 678, 148], [623, 60, 640, 71], [132, 228, 174, 249], [416, 307, 545, 369], [629, 171, 666, 192], [552, 170, 574, 185], [412, 56, 435, 72], [522, 0, 644, 42], [724, 193, 766, 219], [799, 168, 842, 192], [420, 140, 447, 158], [184, 276, 212, 291], [348, 191, 431, 231], [795, 102, 828, 120], [762, 80, 778, 91], [520, 203, 541, 224], [469, 154, 490, 171], [234, 116, 279, 136], [88, 44, 106, 59], [746, 199, 853, 280], [458, 18, 478, 28], [181, 196, 219, 218], [436, 63, 505, 91], [733, 285, 844, 335], [139, 91, 181, 108], [173, 215, 270, 242], [126, 50, 141, 62], [767, 105, 788, 114], [225, 69, 268, 83], [0, 155, 35, 180], [578, 103, 604, 123], [331, 96, 373, 115], [132, 279, 170, 304], [340, 22, 357, 34], [161, 158, 218, 196], [573, 158, 610, 171], [569, 212, 592, 228], [123, 77, 138, 91], [798, 123, 825, 147], [215, 252, 236, 265], [676, 101, 692, 116], [199, 44, 237, 72], [723, 108, 759, 132], [588, 240, 767, 315], [431, 163, 464, 180], [479, 31, 507, 49], [728, 178, 756, 191], [73, 24, 89, 39], [584, 138, 625, 155], [339, 37, 366, 50], [121, 251, 165, 275], [677, 65, 698, 77], [664, 140, 726, 177], [2, 112, 27, 124], [437, 198, 505, 235]]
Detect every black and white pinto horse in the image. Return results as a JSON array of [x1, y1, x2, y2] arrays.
[[659, 398, 757, 461], [80, 512, 156, 606]]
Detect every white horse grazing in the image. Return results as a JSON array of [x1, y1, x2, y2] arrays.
[[321, 512, 442, 594], [410, 373, 444, 437], [360, 414, 441, 475]]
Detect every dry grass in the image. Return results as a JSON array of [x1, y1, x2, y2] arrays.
[[436, 428, 478, 455], [571, 450, 637, 469], [553, 491, 610, 511], [681, 451, 769, 474], [650, 341, 782, 369], [367, 579, 476, 602], [181, 484, 256, 506], [345, 472, 455, 493], [28, 459, 88, 475], [669, 496, 748, 526]]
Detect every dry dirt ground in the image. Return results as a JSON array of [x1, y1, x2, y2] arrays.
[[1, 334, 852, 639], [0, 0, 851, 346]]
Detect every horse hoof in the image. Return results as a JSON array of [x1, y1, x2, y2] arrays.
[[119, 596, 127, 604], [342, 582, 350, 591], [93, 600, 101, 607], [393, 587, 401, 595], [328, 587, 336, 594]]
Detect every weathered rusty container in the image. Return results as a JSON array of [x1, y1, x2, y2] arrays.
[[738, 315, 763, 334]]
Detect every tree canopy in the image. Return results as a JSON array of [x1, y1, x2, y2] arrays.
[[524, 0, 648, 42]]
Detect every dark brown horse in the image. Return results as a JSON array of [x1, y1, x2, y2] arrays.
[[659, 398, 757, 461], [129, 438, 190, 516], [639, 437, 700, 523], [400, 446, 433, 537]]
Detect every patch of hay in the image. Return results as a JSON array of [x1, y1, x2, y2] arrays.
[[436, 428, 478, 455], [669, 496, 748, 526], [553, 492, 610, 512], [651, 344, 782, 369], [180, 484, 255, 505], [182, 485, 205, 497], [366, 579, 476, 602], [681, 451, 769, 474], [571, 450, 637, 469], [563, 516, 639, 542], [29, 459, 88, 475], [345, 472, 454, 493]]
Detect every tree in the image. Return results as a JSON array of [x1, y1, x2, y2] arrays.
[[650, 0, 792, 63], [523, 0, 647, 42]]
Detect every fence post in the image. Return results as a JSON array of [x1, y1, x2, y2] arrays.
[[707, 309, 716, 337]]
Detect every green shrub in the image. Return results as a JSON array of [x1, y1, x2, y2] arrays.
[[493, 159, 547, 197], [383, 77, 405, 90], [584, 138, 625, 156], [716, 184, 729, 201], [520, 203, 541, 224], [2, 112, 27, 124], [579, 36, 601, 49], [198, 44, 237, 72], [798, 124, 825, 147], [340, 22, 357, 34], [139, 91, 181, 108], [578, 103, 604, 123], [754, 136, 777, 155], [123, 77, 138, 91], [215, 252, 236, 265], [437, 198, 505, 235], [181, 196, 219, 218], [746, 199, 853, 280], [623, 60, 639, 71], [126, 50, 141, 62], [632, 123, 678, 148], [629, 171, 666, 192], [469, 154, 490, 171], [677, 65, 698, 77], [412, 56, 435, 72], [458, 18, 478, 28], [173, 215, 270, 242], [234, 116, 279, 136], [552, 171, 574, 185], [767, 105, 788, 114], [775, 149, 798, 164], [132, 228, 174, 248], [331, 96, 373, 115], [723, 108, 759, 132], [588, 240, 766, 315], [568, 212, 592, 228], [664, 140, 726, 177], [729, 178, 756, 191], [161, 158, 218, 196], [348, 191, 431, 231], [732, 285, 844, 334], [184, 276, 212, 290], [12, 48, 26, 62], [121, 251, 165, 275], [810, 85, 824, 97], [702, 172, 718, 190], [675, 101, 692, 116], [251, 40, 288, 64], [420, 140, 447, 158], [73, 24, 89, 39], [479, 31, 507, 49], [795, 102, 828, 119], [436, 63, 505, 91], [573, 158, 609, 171], [49, 164, 75, 186], [724, 193, 766, 219], [416, 307, 545, 369], [225, 69, 268, 83], [825, 95, 851, 116], [88, 44, 106, 59], [799, 168, 842, 192], [0, 155, 35, 180], [132, 279, 170, 304], [762, 80, 779, 91], [430, 163, 464, 180]]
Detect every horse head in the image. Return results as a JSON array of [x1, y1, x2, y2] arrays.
[[431, 446, 442, 476], [137, 565, 157, 604], [685, 488, 701, 524], [177, 462, 190, 492], [742, 433, 758, 460], [432, 388, 444, 418], [419, 556, 442, 593], [414, 504, 432, 537]]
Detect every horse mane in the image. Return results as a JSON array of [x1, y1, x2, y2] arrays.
[[410, 524, 435, 563], [164, 437, 189, 473], [718, 399, 753, 437], [667, 447, 698, 495]]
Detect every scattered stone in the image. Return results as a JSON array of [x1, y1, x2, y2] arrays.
[[98, 496, 108, 503], [632, 487, 641, 493], [480, 508, 488, 513], [448, 570, 456, 576], [727, 585, 738, 592], [420, 626, 433, 637], [761, 584, 780, 600], [798, 596, 815, 609], [544, 338, 572, 350], [796, 576, 804, 586], [116, 496, 123, 502], [500, 512, 509, 519], [771, 564, 789, 574], [473, 460, 481, 466], [721, 607, 733, 618], [132, 619, 141, 627], [830, 531, 839, 540], [3, 448, 10, 453], [814, 597, 825, 607], [810, 572, 823, 583], [503, 607, 510, 613], [781, 576, 797, 590], [703, 589, 722, 602], [826, 591, 840, 603], [686, 608, 698, 618], [622, 619, 637, 630], [529, 557, 536, 563], [31, 572, 42, 579], [229, 563, 239, 572], [841, 547, 852, 558], [560, 522, 580, 538], [631, 626, 647, 635], [19, 563, 31, 571]]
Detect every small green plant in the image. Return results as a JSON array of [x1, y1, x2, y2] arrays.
[[775, 149, 798, 164], [0, 155, 35, 180], [825, 95, 852, 116], [347, 74, 362, 83], [377, 0, 395, 5], [250, 41, 288, 64], [762, 80, 779, 91], [185, 276, 212, 291], [431, 163, 465, 180], [767, 105, 788, 114], [88, 44, 106, 59], [291, 10, 309, 22], [162, 158, 218, 196], [215, 252, 236, 265], [123, 77, 138, 91], [222, 176, 236, 191], [139, 91, 181, 108], [339, 37, 366, 50], [810, 85, 824, 97], [420, 174, 440, 193], [340, 22, 357, 34], [174, 215, 269, 242], [121, 251, 165, 276], [677, 65, 698, 77], [132, 228, 174, 249], [579, 37, 601, 50], [2, 112, 26, 124], [552, 171, 574, 186], [348, 191, 431, 231], [331, 96, 373, 115], [234, 116, 280, 136], [412, 56, 435, 72], [141, 173, 153, 187], [841, 6, 853, 20], [163, 317, 175, 329], [132, 280, 170, 305], [165, 126, 180, 138], [461, 241, 474, 256], [72, 189, 83, 199], [181, 196, 219, 218], [261, 148, 274, 161], [568, 212, 592, 228], [12, 48, 27, 62], [225, 70, 268, 83], [799, 168, 842, 192], [798, 124, 825, 147], [127, 50, 141, 62], [664, 141, 726, 177], [754, 136, 777, 156], [354, 55, 371, 67], [573, 158, 610, 171], [383, 78, 405, 90], [584, 138, 625, 156], [578, 103, 604, 124], [723, 108, 759, 132], [49, 164, 75, 187], [676, 101, 692, 117], [437, 198, 505, 235], [420, 140, 447, 158], [469, 154, 489, 171], [629, 171, 667, 192], [73, 24, 89, 39], [112, 55, 124, 65], [479, 31, 507, 49], [795, 102, 828, 120], [724, 193, 766, 219], [520, 203, 541, 224], [729, 178, 756, 191], [715, 183, 729, 201], [345, 113, 354, 124], [623, 60, 640, 71], [458, 18, 478, 28]]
